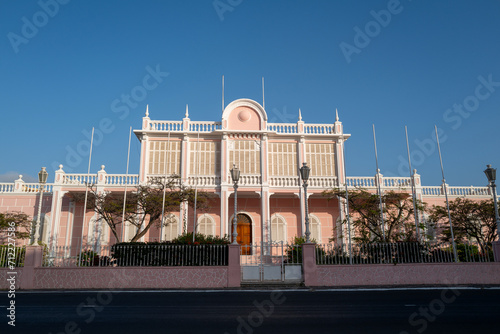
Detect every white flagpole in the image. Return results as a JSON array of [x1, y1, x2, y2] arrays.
[[160, 130, 171, 241], [222, 75, 225, 113], [435, 125, 458, 262], [79, 127, 94, 264], [262, 77, 265, 109], [192, 130, 200, 242], [341, 134, 353, 265], [405, 126, 420, 241], [120, 126, 132, 243], [372, 124, 386, 241]]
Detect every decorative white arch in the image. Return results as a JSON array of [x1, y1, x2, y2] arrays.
[[222, 99, 268, 124]]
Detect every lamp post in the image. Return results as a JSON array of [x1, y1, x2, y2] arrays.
[[300, 162, 311, 243], [484, 164, 500, 238], [33, 167, 48, 244], [230, 164, 240, 245]]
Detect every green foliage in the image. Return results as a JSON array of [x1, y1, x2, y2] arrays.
[[77, 249, 113, 267], [111, 237, 229, 266], [0, 211, 31, 242], [285, 236, 325, 264], [69, 176, 212, 243], [171, 232, 230, 245], [323, 188, 425, 243], [429, 198, 498, 251]]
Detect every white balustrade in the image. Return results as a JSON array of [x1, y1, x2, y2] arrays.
[[346, 177, 376, 188], [0, 183, 53, 193], [267, 123, 298, 134], [236, 175, 261, 186], [104, 174, 139, 186], [304, 124, 334, 134], [186, 176, 221, 186], [383, 177, 412, 188], [148, 121, 183, 132], [62, 174, 98, 185], [189, 122, 222, 132], [448, 186, 489, 196], [308, 176, 338, 188], [421, 186, 442, 196], [0, 183, 14, 193], [269, 176, 300, 187]]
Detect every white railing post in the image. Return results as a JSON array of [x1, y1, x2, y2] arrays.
[[97, 165, 107, 185], [54, 165, 65, 185], [14, 175, 25, 192]]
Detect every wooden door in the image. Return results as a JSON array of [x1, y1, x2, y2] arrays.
[[232, 214, 252, 255]]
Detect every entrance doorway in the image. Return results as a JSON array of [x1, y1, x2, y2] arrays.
[[231, 213, 252, 255]]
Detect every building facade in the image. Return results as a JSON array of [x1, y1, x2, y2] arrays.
[[0, 98, 495, 250]]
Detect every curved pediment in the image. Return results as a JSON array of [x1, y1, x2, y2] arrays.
[[222, 99, 267, 131]]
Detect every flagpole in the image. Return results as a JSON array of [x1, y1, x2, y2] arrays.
[[160, 130, 171, 241], [79, 127, 94, 264], [192, 130, 200, 242], [262, 77, 265, 109], [341, 134, 353, 265], [405, 126, 420, 241], [222, 75, 225, 113], [435, 125, 458, 262], [121, 126, 132, 243], [372, 124, 386, 241]]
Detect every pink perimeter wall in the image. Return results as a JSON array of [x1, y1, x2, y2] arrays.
[[314, 263, 500, 286]]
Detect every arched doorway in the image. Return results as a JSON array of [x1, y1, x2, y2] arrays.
[[231, 213, 252, 255]]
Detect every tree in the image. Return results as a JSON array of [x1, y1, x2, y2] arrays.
[[0, 212, 31, 243], [428, 198, 498, 252], [323, 188, 425, 243], [69, 176, 211, 243]]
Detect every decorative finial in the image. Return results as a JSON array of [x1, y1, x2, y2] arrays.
[[185, 104, 189, 118], [58, 164, 63, 170], [17, 175, 23, 180], [101, 165, 105, 170], [145, 104, 149, 117], [335, 108, 339, 122], [298, 108, 302, 121]]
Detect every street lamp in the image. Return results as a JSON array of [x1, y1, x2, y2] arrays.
[[300, 162, 311, 243], [33, 167, 48, 244], [230, 164, 240, 245], [484, 164, 500, 238]]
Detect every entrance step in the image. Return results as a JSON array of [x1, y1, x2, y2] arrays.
[[240, 281, 305, 290]]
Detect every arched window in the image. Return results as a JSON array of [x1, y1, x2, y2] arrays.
[[197, 214, 215, 236], [162, 214, 179, 241], [309, 214, 321, 243], [271, 214, 286, 243]]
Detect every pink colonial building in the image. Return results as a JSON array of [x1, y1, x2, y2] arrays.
[[0, 98, 495, 250]]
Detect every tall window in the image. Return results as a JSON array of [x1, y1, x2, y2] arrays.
[[197, 214, 215, 236], [229, 140, 260, 174], [148, 141, 181, 175], [309, 214, 321, 242], [271, 214, 286, 243], [162, 214, 179, 241], [305, 143, 335, 177], [268, 143, 297, 176], [189, 141, 221, 175]]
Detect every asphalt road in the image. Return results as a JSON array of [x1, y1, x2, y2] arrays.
[[2, 288, 499, 334]]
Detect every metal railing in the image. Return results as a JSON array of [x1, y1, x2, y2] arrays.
[[240, 242, 302, 265], [44, 244, 229, 267], [316, 241, 494, 265], [0, 245, 26, 267]]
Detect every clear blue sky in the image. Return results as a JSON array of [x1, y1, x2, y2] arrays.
[[1, 0, 499, 186]]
